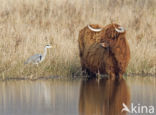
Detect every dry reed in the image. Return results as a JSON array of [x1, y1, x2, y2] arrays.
[[0, 0, 155, 79]]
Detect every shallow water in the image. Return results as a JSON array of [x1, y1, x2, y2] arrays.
[[0, 77, 156, 115]]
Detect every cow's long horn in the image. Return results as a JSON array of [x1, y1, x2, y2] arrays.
[[115, 27, 125, 33], [88, 25, 102, 32]]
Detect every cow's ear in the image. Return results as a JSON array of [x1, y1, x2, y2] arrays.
[[100, 42, 109, 48]]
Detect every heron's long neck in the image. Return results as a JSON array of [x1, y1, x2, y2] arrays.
[[42, 47, 47, 61]]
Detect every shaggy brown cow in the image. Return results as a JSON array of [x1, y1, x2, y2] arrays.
[[79, 78, 130, 115], [78, 23, 130, 79]]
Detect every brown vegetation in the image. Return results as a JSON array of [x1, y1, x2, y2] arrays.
[[0, 0, 155, 79]]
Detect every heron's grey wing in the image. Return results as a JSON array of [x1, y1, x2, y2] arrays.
[[25, 54, 42, 64], [31, 54, 42, 64]]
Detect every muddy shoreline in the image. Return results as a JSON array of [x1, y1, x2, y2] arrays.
[[0, 73, 155, 81]]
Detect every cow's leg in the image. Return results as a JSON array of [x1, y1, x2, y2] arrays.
[[109, 73, 116, 80], [86, 68, 96, 78], [80, 60, 87, 76], [81, 65, 86, 71], [82, 67, 87, 76], [114, 72, 123, 80], [106, 68, 116, 80], [80, 59, 96, 77], [118, 73, 123, 80]]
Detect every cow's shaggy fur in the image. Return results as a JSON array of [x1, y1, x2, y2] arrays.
[[78, 24, 130, 79]]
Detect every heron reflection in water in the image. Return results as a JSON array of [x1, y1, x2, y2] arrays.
[[79, 78, 130, 115]]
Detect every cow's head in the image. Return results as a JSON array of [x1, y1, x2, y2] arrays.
[[100, 24, 126, 48]]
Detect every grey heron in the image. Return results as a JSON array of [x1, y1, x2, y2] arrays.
[[24, 45, 52, 65]]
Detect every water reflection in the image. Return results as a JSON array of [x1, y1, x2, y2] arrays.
[[79, 78, 130, 115], [0, 77, 156, 115], [0, 80, 81, 115]]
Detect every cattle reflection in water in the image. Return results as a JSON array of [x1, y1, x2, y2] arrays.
[[79, 78, 130, 115]]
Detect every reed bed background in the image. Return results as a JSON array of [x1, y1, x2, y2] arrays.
[[0, 0, 155, 79]]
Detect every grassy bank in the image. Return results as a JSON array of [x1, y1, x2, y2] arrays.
[[0, 0, 155, 79]]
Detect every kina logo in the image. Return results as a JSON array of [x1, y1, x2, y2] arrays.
[[121, 103, 155, 114]]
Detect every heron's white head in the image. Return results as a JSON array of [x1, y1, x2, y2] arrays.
[[45, 45, 52, 48]]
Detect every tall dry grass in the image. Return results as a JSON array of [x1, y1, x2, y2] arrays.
[[0, 0, 155, 79]]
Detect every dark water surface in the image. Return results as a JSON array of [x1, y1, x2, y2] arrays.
[[0, 77, 156, 115]]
